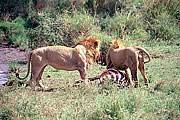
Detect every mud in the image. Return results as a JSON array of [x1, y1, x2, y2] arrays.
[[0, 43, 29, 84]]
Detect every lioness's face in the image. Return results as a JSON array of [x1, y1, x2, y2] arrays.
[[94, 41, 101, 60]]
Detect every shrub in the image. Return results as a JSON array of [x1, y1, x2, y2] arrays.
[[0, 17, 28, 49], [28, 10, 101, 48], [0, 0, 29, 20], [101, 10, 148, 45], [94, 33, 114, 65], [142, 0, 180, 45], [146, 12, 179, 44]]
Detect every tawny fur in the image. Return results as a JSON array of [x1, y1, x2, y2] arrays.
[[106, 40, 151, 87], [16, 37, 101, 90]]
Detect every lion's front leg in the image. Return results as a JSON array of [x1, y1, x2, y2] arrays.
[[125, 68, 133, 86], [78, 68, 88, 86], [106, 52, 112, 69]]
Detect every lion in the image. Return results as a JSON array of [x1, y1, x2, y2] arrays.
[[106, 40, 151, 87], [16, 37, 101, 90]]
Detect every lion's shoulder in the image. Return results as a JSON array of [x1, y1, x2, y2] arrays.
[[75, 45, 86, 54], [47, 46, 69, 49]]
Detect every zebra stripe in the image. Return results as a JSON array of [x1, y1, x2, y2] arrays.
[[98, 69, 127, 87], [75, 69, 129, 88]]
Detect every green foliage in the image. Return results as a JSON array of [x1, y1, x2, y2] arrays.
[[0, 0, 29, 20], [0, 17, 28, 49], [28, 10, 101, 48], [102, 11, 149, 43], [95, 33, 114, 65], [1, 0, 179, 49], [142, 0, 180, 45], [0, 92, 40, 119], [147, 11, 179, 43], [8, 60, 20, 73], [0, 93, 13, 120], [24, 11, 42, 29]]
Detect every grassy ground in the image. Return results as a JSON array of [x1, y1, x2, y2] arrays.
[[0, 45, 180, 120]]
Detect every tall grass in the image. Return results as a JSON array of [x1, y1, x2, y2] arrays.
[[102, 10, 149, 45], [1, 45, 180, 119]]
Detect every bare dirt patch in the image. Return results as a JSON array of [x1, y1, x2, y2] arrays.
[[0, 43, 30, 84], [0, 44, 29, 63]]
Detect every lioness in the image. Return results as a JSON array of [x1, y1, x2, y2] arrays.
[[106, 40, 151, 87], [16, 37, 101, 90]]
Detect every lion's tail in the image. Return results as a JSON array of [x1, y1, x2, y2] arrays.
[[16, 52, 32, 80], [133, 46, 151, 63]]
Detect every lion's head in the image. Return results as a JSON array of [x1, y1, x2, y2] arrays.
[[111, 40, 125, 49], [73, 36, 101, 66]]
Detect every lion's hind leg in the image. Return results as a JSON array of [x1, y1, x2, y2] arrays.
[[36, 65, 48, 90], [138, 58, 148, 87], [131, 69, 138, 88], [29, 65, 46, 91], [130, 60, 139, 88]]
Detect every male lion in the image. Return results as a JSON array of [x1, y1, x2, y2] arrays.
[[106, 40, 151, 87], [16, 37, 101, 90]]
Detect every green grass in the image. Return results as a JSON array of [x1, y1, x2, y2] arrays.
[[1, 0, 179, 119], [1, 45, 180, 119]]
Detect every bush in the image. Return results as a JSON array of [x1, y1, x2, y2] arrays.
[[0, 0, 29, 20], [101, 10, 148, 45], [142, 0, 180, 45], [0, 17, 28, 49], [147, 12, 179, 44], [28, 10, 101, 48], [95, 33, 114, 65]]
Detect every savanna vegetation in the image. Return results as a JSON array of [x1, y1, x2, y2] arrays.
[[0, 0, 180, 119]]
